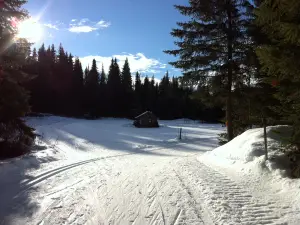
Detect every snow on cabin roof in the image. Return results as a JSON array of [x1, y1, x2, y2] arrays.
[[135, 111, 155, 119]]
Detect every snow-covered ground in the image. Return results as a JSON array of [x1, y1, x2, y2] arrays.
[[0, 117, 298, 225]]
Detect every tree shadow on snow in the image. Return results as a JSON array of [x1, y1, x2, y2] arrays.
[[0, 146, 57, 225], [49, 120, 223, 156]]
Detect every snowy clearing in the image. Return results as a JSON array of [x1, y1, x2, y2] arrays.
[[0, 117, 298, 225]]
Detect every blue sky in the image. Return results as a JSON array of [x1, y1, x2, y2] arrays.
[[24, 0, 187, 79]]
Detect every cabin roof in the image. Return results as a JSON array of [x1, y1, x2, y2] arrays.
[[135, 111, 155, 119]]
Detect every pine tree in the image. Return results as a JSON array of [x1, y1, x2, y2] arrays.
[[55, 44, 74, 115], [107, 58, 122, 116], [121, 58, 132, 91], [164, 0, 251, 140], [157, 72, 171, 119], [73, 58, 84, 115], [149, 76, 157, 111], [133, 71, 142, 114], [255, 0, 300, 149], [135, 71, 142, 93], [121, 58, 133, 117], [84, 59, 99, 117], [30, 43, 49, 112], [84, 66, 90, 82], [50, 44, 56, 64], [99, 64, 107, 116], [32, 48, 37, 61], [0, 0, 35, 158], [142, 76, 150, 111], [100, 64, 106, 85]]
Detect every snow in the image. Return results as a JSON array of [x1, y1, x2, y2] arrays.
[[199, 125, 300, 224], [0, 117, 299, 225], [200, 125, 293, 174]]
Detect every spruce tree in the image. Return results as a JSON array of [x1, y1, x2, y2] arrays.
[[121, 58, 132, 91], [84, 66, 90, 82], [100, 64, 106, 85], [134, 71, 142, 114], [142, 76, 150, 111], [135, 71, 142, 93], [55, 44, 74, 115], [164, 0, 251, 140], [0, 0, 35, 157], [84, 59, 99, 117], [256, 0, 300, 149], [107, 58, 122, 116], [149, 76, 157, 111], [32, 48, 37, 61], [121, 58, 133, 117], [73, 58, 84, 115], [99, 64, 107, 116]]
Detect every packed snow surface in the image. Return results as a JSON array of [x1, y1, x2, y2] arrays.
[[0, 117, 298, 225]]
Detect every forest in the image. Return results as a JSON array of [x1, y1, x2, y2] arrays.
[[23, 44, 224, 121]]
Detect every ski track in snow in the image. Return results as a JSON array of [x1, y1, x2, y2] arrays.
[[0, 118, 294, 225], [176, 159, 290, 225]]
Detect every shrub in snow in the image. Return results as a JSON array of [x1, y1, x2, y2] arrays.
[[218, 132, 228, 146], [0, 119, 35, 159]]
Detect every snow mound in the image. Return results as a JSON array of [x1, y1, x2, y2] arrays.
[[201, 126, 292, 174]]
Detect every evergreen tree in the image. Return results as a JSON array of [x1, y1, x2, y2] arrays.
[[149, 76, 157, 111], [73, 58, 84, 115], [100, 64, 106, 85], [50, 44, 56, 64], [164, 0, 251, 140], [142, 76, 150, 111], [84, 66, 90, 82], [157, 72, 171, 119], [0, 0, 35, 158], [55, 44, 74, 115], [84, 59, 99, 117], [133, 71, 142, 114], [256, 0, 300, 149], [121, 58, 133, 117], [107, 58, 122, 116], [32, 48, 37, 61], [121, 58, 132, 90], [135, 71, 142, 93], [99, 64, 107, 116]]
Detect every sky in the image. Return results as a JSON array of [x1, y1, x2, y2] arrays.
[[23, 0, 188, 80]]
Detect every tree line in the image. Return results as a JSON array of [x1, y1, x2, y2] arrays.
[[24, 43, 223, 121]]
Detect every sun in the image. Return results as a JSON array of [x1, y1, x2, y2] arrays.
[[17, 18, 43, 42]]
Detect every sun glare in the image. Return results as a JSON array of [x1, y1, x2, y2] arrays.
[[17, 19, 43, 42]]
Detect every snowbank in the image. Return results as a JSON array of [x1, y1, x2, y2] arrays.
[[201, 125, 292, 175], [200, 126, 300, 223]]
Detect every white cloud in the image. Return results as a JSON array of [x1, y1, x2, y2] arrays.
[[79, 53, 166, 76], [96, 20, 111, 28], [69, 26, 98, 33], [79, 53, 168, 83], [78, 18, 89, 25], [69, 18, 110, 33], [44, 23, 59, 30]]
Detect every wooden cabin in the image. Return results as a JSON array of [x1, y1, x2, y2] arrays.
[[133, 111, 159, 128]]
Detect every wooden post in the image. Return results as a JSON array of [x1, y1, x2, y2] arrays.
[[179, 128, 182, 140]]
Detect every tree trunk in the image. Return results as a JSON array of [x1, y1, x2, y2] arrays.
[[226, 0, 234, 141]]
